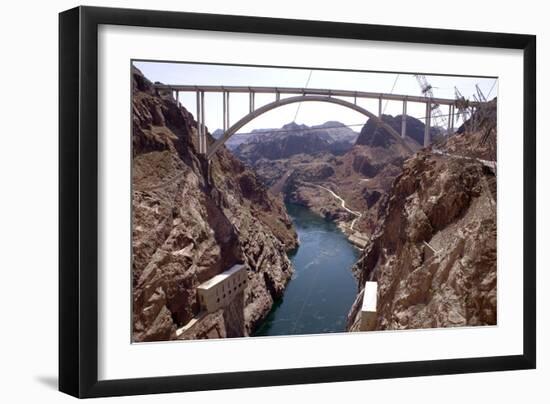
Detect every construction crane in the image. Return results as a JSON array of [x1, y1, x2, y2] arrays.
[[415, 74, 447, 129], [456, 84, 489, 133], [454, 86, 471, 129], [475, 84, 487, 103], [472, 84, 494, 134]]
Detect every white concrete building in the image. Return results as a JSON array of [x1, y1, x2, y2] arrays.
[[349, 232, 369, 249], [197, 264, 248, 313], [360, 281, 378, 331]]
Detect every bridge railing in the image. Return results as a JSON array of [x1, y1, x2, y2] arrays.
[[154, 84, 481, 107]]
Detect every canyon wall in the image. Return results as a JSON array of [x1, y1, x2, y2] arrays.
[[131, 67, 298, 342], [347, 135, 497, 330]]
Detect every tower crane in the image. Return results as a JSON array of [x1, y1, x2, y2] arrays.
[[454, 86, 472, 129], [415, 74, 447, 129]]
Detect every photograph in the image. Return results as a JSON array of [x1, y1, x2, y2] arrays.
[[131, 61, 498, 342]]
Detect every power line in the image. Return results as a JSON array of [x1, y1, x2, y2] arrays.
[[293, 70, 313, 123], [486, 79, 498, 99], [231, 112, 452, 137], [382, 74, 400, 114], [236, 123, 366, 136]]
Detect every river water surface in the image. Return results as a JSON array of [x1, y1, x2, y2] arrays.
[[254, 203, 359, 337]]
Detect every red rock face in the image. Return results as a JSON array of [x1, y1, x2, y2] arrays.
[[131, 67, 298, 342], [347, 147, 497, 331], [355, 114, 436, 148]]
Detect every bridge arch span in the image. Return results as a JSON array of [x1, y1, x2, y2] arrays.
[[206, 95, 412, 159]]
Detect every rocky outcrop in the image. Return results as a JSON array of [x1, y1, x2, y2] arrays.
[[347, 149, 497, 331], [356, 114, 438, 147], [438, 99, 497, 162], [131, 67, 298, 342], [287, 182, 354, 223], [253, 153, 339, 188]]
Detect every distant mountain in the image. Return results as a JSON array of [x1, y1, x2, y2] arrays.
[[217, 121, 358, 151], [355, 114, 438, 147], [232, 121, 358, 163], [312, 121, 359, 143], [212, 128, 224, 139]]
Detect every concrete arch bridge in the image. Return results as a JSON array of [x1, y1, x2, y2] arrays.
[[154, 84, 482, 160]]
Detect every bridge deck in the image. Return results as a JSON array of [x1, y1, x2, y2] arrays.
[[154, 84, 478, 106]]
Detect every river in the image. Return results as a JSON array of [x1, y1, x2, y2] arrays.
[[253, 203, 359, 337]]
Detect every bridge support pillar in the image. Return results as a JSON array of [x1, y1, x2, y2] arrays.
[[424, 102, 431, 147], [249, 91, 255, 113], [447, 104, 451, 134], [222, 91, 226, 131], [451, 105, 455, 132], [226, 92, 230, 130], [378, 96, 382, 118], [195, 91, 206, 154], [196, 91, 202, 154], [201, 91, 206, 154], [222, 91, 228, 131], [401, 100, 407, 138]]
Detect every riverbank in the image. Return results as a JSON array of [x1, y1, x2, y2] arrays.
[[314, 184, 370, 249]]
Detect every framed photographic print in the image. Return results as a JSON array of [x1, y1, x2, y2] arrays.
[[59, 6, 536, 398]]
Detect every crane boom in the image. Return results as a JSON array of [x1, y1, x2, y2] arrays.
[[415, 75, 447, 130]]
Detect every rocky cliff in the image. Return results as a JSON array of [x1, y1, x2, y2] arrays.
[[131, 67, 298, 342], [347, 140, 497, 330], [438, 98, 497, 161], [356, 114, 439, 148]]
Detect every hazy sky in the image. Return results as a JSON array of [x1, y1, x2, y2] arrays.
[[134, 61, 497, 134]]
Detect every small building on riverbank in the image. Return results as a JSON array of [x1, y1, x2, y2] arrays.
[[360, 281, 378, 331], [349, 232, 369, 249], [197, 264, 248, 313]]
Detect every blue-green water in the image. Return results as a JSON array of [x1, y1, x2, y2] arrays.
[[254, 203, 359, 336]]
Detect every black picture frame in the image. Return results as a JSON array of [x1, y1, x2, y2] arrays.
[[59, 5, 536, 398]]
